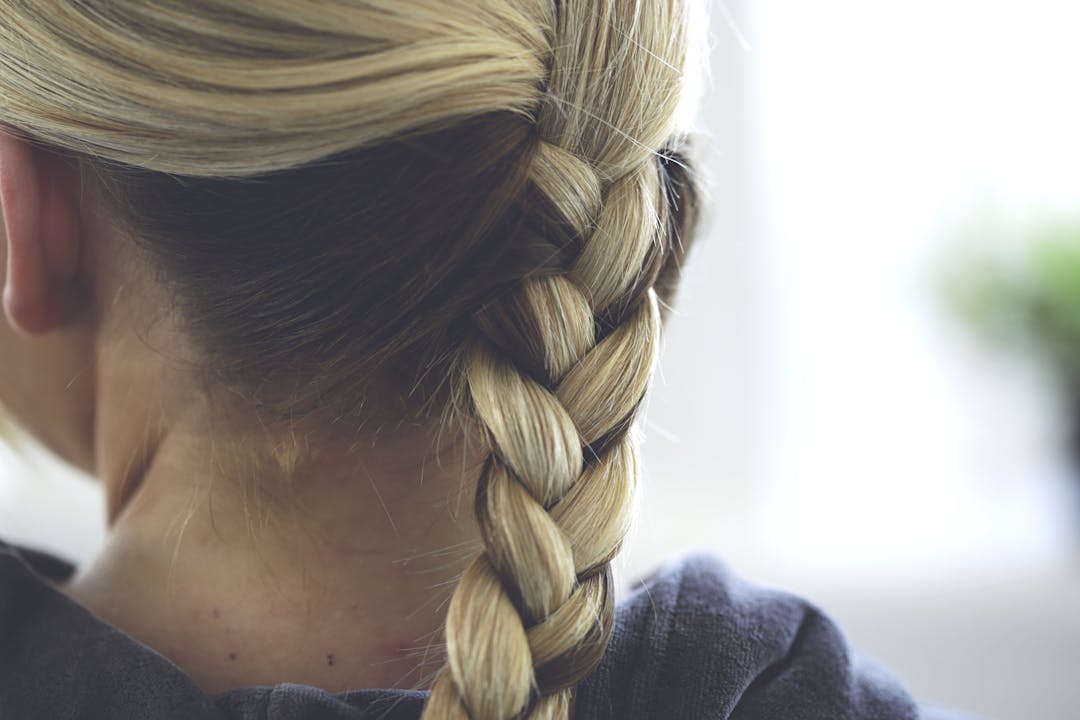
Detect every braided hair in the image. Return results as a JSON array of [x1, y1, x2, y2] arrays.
[[0, 2, 702, 718], [427, 4, 697, 715]]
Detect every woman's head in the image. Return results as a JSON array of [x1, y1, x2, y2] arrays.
[[0, 1, 702, 717]]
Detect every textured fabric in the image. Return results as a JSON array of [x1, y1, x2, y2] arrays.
[[0, 539, 973, 719]]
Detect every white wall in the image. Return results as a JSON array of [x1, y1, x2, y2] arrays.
[[631, 2, 1080, 718]]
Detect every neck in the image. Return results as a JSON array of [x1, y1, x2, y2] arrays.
[[65, 395, 484, 695]]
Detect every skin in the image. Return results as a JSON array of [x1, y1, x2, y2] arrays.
[[0, 128, 484, 694]]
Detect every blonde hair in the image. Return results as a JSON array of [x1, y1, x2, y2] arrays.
[[0, 2, 702, 717]]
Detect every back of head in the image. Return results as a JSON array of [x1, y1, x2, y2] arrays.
[[0, 1, 702, 717]]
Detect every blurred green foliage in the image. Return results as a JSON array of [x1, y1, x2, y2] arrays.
[[940, 214, 1080, 395]]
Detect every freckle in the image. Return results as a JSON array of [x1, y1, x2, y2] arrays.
[[228, 652, 237, 661], [212, 608, 221, 620], [326, 653, 335, 667]]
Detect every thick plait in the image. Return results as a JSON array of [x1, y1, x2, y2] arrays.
[[0, 0, 700, 716], [422, 1, 698, 718]]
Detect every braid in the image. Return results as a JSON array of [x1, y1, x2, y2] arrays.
[[0, 1, 699, 716], [423, 2, 694, 718]]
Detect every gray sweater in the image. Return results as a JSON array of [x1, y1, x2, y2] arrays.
[[0, 540, 972, 719]]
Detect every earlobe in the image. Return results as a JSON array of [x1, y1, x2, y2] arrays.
[[0, 126, 83, 335]]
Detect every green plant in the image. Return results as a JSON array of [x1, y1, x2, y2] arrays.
[[940, 213, 1080, 395]]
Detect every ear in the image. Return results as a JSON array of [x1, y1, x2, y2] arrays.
[[0, 126, 84, 335]]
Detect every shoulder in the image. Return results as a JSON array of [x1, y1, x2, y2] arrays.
[[0, 538, 223, 720], [0, 536, 77, 583], [577, 552, 971, 720]]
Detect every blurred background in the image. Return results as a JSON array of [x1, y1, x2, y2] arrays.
[[2, 2, 1079, 719]]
